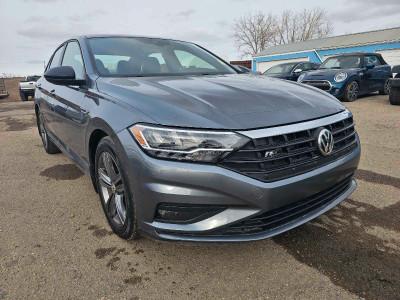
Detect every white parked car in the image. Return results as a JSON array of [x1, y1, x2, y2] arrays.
[[19, 75, 41, 101]]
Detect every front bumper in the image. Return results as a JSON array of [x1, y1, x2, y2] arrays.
[[301, 80, 346, 98], [20, 89, 36, 96], [117, 122, 360, 242]]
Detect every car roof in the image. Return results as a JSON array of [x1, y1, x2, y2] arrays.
[[329, 52, 380, 57], [72, 34, 189, 44]]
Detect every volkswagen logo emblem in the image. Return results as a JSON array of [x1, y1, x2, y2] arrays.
[[316, 128, 334, 156]]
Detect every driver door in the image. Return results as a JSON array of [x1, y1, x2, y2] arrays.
[[51, 41, 88, 165], [363, 55, 381, 91]]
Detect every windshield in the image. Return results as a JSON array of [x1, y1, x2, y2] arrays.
[[320, 56, 362, 69], [26, 76, 40, 82], [264, 63, 297, 74], [88, 37, 236, 77]]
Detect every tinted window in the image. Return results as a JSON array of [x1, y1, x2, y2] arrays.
[[49, 46, 64, 69], [364, 55, 381, 66], [62, 41, 85, 79], [88, 37, 235, 77], [296, 63, 313, 71], [264, 63, 298, 74]]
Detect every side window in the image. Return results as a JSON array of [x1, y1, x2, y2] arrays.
[[61, 41, 85, 79], [364, 55, 381, 66], [48, 46, 64, 70], [294, 63, 308, 71]]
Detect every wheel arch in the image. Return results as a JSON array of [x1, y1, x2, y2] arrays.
[[86, 117, 120, 192]]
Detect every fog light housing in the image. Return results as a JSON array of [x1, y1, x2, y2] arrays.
[[155, 203, 226, 224]]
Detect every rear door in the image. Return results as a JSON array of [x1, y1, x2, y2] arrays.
[[40, 44, 65, 139], [51, 40, 88, 165]]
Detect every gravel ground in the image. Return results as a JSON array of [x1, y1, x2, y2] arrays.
[[0, 94, 399, 299]]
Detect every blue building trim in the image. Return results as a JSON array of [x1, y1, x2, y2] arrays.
[[253, 42, 400, 70]]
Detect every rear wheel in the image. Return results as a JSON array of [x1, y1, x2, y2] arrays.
[[37, 110, 60, 154], [95, 136, 139, 240], [19, 91, 28, 102], [379, 77, 391, 95], [342, 80, 359, 102], [389, 80, 400, 105]]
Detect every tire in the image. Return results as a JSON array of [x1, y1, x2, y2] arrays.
[[19, 91, 28, 102], [379, 77, 391, 95], [342, 80, 359, 102], [389, 86, 400, 105], [95, 136, 139, 240], [37, 109, 60, 154]]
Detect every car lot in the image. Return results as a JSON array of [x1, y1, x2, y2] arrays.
[[0, 94, 399, 299]]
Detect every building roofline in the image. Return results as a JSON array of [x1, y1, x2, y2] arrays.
[[253, 38, 400, 58], [253, 26, 400, 58]]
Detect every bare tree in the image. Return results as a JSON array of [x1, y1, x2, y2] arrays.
[[275, 8, 333, 45], [233, 12, 277, 58], [233, 8, 333, 57]]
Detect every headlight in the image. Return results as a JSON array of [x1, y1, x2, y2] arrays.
[[334, 72, 347, 82], [130, 124, 250, 163], [297, 73, 306, 82]]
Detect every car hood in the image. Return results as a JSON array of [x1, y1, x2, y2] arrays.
[[96, 74, 345, 130], [303, 68, 359, 81], [264, 73, 291, 79]]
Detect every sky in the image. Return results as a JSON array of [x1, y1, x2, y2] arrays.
[[0, 0, 399, 76]]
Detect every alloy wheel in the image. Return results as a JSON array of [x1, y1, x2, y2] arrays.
[[98, 152, 126, 227], [385, 79, 391, 94], [348, 81, 359, 101]]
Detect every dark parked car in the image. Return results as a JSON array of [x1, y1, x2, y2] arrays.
[[35, 35, 360, 242], [233, 65, 261, 75], [263, 61, 320, 81], [298, 53, 392, 102]]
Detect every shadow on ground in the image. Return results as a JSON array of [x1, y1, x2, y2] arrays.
[[273, 170, 400, 299]]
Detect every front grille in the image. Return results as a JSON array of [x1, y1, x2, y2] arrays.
[[219, 116, 357, 183], [302, 80, 332, 91], [166, 175, 353, 238]]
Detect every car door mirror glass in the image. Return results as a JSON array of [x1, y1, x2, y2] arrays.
[[293, 69, 303, 73], [44, 66, 86, 86]]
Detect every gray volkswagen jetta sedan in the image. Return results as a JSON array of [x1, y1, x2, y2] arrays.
[[34, 35, 360, 242]]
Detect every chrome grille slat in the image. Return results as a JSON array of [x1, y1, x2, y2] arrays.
[[219, 116, 357, 182]]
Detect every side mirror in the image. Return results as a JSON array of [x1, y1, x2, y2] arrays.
[[365, 64, 375, 70], [293, 69, 303, 73], [44, 66, 85, 86]]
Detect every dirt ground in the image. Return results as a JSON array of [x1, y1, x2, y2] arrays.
[[1, 77, 24, 102], [0, 94, 399, 299]]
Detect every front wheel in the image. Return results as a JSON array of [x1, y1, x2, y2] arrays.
[[342, 80, 359, 102], [379, 78, 391, 95], [19, 91, 28, 101], [37, 110, 60, 154], [95, 136, 140, 240]]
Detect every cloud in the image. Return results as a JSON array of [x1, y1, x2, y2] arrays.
[[67, 9, 107, 22], [331, 0, 400, 22], [174, 9, 196, 18], [20, 0, 63, 2]]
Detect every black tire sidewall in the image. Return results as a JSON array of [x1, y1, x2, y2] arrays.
[[20, 91, 27, 101], [343, 80, 358, 102], [95, 137, 137, 239]]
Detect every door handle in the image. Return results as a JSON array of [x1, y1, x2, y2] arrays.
[[377, 70, 382, 72]]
